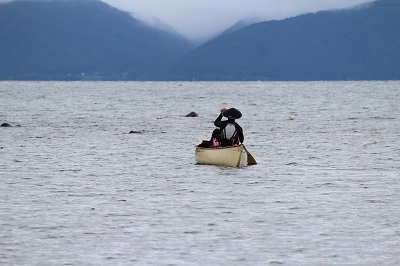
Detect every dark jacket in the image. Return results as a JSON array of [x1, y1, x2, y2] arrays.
[[214, 113, 244, 146]]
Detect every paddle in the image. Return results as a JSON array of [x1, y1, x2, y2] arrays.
[[243, 145, 257, 165]]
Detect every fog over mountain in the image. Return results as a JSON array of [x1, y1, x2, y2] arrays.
[[103, 0, 374, 42], [0, 0, 193, 80], [0, 0, 398, 80], [167, 0, 400, 80], [0, 0, 374, 42]]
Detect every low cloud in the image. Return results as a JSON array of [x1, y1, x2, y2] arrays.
[[1, 0, 375, 41], [103, 0, 374, 41]]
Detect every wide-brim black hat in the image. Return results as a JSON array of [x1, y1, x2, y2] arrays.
[[223, 108, 242, 119]]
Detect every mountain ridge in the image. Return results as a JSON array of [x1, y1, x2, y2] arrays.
[[1, 0, 399, 80], [166, 0, 400, 80], [0, 0, 193, 80]]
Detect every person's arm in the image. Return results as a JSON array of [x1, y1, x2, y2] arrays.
[[214, 112, 224, 127], [214, 107, 227, 127]]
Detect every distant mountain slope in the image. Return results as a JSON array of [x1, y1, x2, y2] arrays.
[[0, 0, 193, 80], [167, 0, 400, 81]]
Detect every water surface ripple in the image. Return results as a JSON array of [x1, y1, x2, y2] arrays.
[[1, 81, 399, 265]]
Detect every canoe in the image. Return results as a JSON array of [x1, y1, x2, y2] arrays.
[[195, 144, 256, 167]]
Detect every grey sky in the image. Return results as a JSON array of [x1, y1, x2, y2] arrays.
[[102, 0, 374, 41]]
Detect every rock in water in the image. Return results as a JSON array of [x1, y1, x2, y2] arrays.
[[129, 130, 143, 134], [185, 112, 198, 117], [1, 123, 12, 127]]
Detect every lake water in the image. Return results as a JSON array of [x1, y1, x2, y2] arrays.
[[1, 81, 399, 265]]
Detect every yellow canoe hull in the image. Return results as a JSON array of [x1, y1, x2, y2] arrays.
[[195, 144, 254, 167]]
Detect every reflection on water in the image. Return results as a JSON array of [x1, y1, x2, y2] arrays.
[[1, 81, 399, 265]]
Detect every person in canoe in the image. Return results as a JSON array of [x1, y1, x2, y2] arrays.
[[214, 107, 244, 147], [197, 128, 221, 148]]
